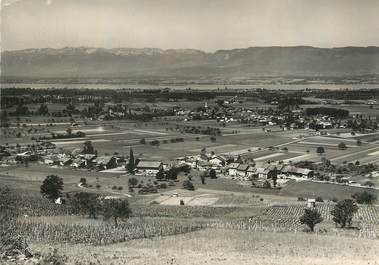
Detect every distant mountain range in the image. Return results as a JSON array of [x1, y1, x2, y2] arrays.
[[1, 46, 379, 79]]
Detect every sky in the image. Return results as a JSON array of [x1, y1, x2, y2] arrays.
[[1, 0, 379, 51]]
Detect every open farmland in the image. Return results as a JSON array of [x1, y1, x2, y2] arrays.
[[27, 229, 379, 265], [1, 87, 379, 265]]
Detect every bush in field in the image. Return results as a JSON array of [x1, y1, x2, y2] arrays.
[[159, 183, 168, 189], [338, 142, 347, 150], [356, 139, 362, 146], [79, 178, 87, 187], [363, 181, 375, 187], [103, 199, 132, 227], [263, 180, 271, 189], [200, 174, 206, 184], [299, 208, 323, 232], [138, 184, 158, 194], [183, 180, 195, 191], [71, 192, 100, 218], [82, 140, 96, 154], [331, 199, 358, 228], [166, 168, 178, 180], [209, 169, 217, 179], [315, 196, 324, 202], [155, 169, 165, 180], [352, 191, 377, 205], [40, 175, 63, 201], [316, 146, 325, 155], [128, 177, 138, 188]]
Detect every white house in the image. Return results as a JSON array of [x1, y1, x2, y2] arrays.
[[227, 163, 240, 177], [136, 161, 163, 176]]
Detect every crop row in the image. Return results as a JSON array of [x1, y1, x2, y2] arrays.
[[14, 217, 206, 245], [263, 205, 379, 224]]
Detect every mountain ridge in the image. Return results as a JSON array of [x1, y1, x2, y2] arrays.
[[2, 46, 379, 78]]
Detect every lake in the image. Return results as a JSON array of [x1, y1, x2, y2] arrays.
[[1, 83, 379, 91]]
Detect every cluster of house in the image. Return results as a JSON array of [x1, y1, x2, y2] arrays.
[[172, 100, 349, 131], [43, 153, 122, 171], [175, 153, 314, 181], [42, 152, 168, 175]]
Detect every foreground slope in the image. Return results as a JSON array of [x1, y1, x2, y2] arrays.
[[30, 229, 379, 265]]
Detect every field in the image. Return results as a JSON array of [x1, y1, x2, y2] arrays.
[[2, 98, 379, 264], [28, 229, 379, 265]]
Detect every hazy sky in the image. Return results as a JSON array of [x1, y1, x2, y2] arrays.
[[1, 0, 379, 51]]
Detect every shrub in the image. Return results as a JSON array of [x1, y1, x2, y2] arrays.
[[299, 208, 323, 232], [183, 180, 195, 191], [79, 178, 87, 187], [363, 181, 375, 187], [331, 199, 358, 228], [338, 142, 347, 150], [102, 198, 131, 227], [352, 191, 377, 205], [40, 175, 63, 201], [315, 196, 324, 202], [262, 180, 271, 189], [159, 183, 168, 189]]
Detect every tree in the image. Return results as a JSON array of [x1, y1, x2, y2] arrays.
[[79, 178, 87, 187], [356, 139, 362, 146], [139, 138, 146, 144], [71, 192, 100, 218], [40, 175, 63, 201], [299, 208, 323, 232], [331, 199, 358, 228], [166, 168, 178, 181], [102, 199, 132, 227], [262, 180, 271, 189], [126, 149, 135, 173], [338, 142, 347, 150], [209, 169, 217, 179], [183, 180, 195, 191], [82, 141, 95, 154], [66, 127, 72, 135], [316, 146, 325, 155], [315, 196, 324, 202], [155, 169, 165, 180], [128, 177, 138, 188], [352, 191, 377, 205], [200, 174, 206, 184], [363, 181, 374, 187]]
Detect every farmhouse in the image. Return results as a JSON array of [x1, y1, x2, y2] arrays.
[[236, 164, 249, 177], [246, 166, 256, 178], [71, 158, 87, 168], [136, 161, 163, 175], [282, 165, 314, 178], [255, 165, 277, 179], [94, 156, 118, 170], [209, 156, 226, 166], [227, 163, 240, 176]]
